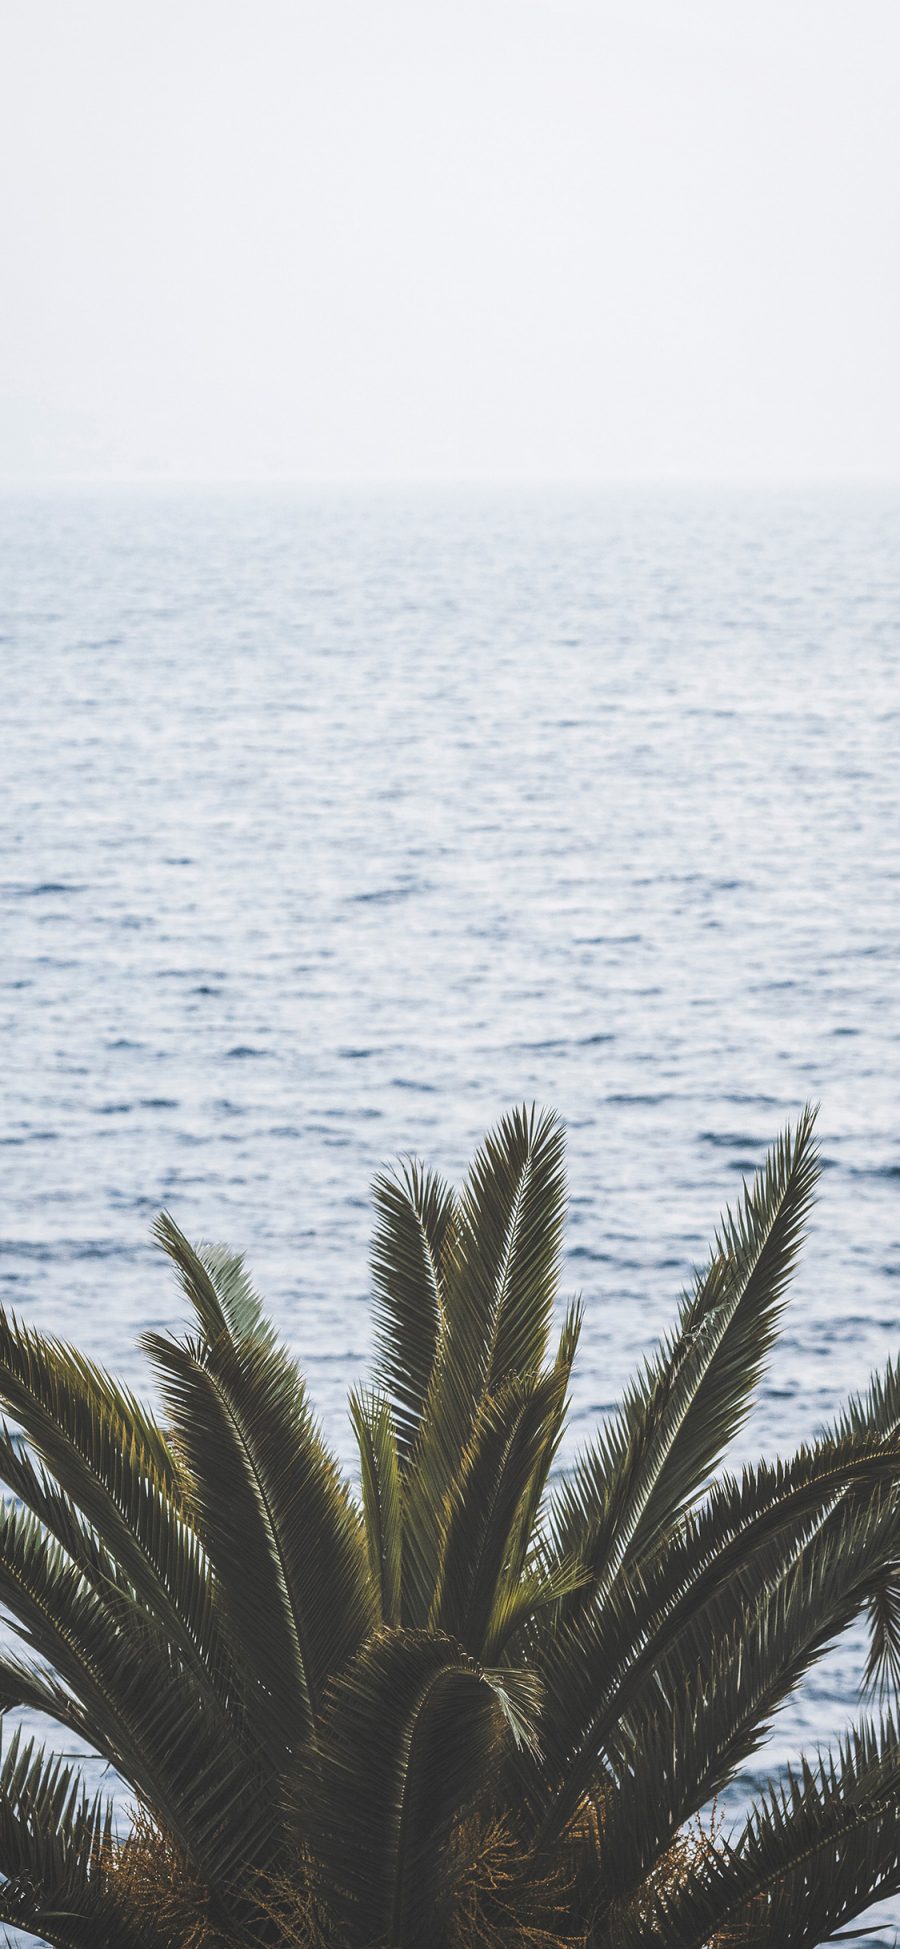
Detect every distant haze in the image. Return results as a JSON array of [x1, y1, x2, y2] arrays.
[[1, 0, 899, 485]]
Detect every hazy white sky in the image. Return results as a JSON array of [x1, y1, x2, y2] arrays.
[[2, 0, 899, 484]]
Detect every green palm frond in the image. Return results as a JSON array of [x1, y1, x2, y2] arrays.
[[535, 1436, 900, 1823], [432, 1367, 568, 1658], [369, 1160, 457, 1466], [350, 1387, 404, 1627], [145, 1324, 374, 1760], [502, 1297, 583, 1598], [153, 1211, 278, 1351], [864, 1571, 900, 1698], [401, 1105, 567, 1628], [548, 1106, 819, 1608], [0, 1314, 218, 1679], [0, 1419, 121, 1601], [616, 1715, 900, 1949], [550, 1486, 900, 1901], [481, 1552, 588, 1665], [0, 1314, 180, 1492], [0, 1497, 270, 1893], [0, 1652, 87, 1744], [0, 1495, 149, 1778], [307, 1629, 541, 1949], [0, 1726, 145, 1949], [833, 1355, 900, 1448], [454, 1103, 567, 1392]]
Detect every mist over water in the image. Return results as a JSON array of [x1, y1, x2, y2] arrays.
[[2, 485, 899, 1941]]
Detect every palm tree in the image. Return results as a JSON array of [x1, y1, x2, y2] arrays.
[[2, 1108, 900, 1947]]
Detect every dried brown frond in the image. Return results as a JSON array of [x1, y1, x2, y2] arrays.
[[108, 1814, 332, 1948], [647, 1800, 726, 1906], [248, 1861, 331, 1948], [606, 1803, 735, 1949], [447, 1814, 589, 1949], [106, 1807, 232, 1949]]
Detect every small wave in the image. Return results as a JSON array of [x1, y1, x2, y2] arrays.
[[0, 1240, 142, 1262], [346, 884, 423, 905], [603, 1091, 673, 1106], [305, 1348, 368, 1366], [574, 933, 641, 946], [719, 1091, 782, 1107]]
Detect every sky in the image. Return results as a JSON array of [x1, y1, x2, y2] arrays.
[[1, 0, 899, 485]]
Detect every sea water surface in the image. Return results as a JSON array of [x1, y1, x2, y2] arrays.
[[1, 485, 899, 1943]]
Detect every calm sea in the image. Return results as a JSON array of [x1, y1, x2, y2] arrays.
[[2, 486, 899, 1942]]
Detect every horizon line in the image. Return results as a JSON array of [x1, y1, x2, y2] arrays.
[[2, 472, 900, 494]]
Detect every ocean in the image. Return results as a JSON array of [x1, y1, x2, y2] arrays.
[[2, 484, 899, 1942]]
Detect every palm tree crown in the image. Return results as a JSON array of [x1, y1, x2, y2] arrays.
[[2, 1105, 900, 1947]]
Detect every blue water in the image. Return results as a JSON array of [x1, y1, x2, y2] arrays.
[[1, 485, 899, 1943]]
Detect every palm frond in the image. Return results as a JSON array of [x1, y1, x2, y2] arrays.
[[481, 1554, 588, 1665], [0, 1311, 219, 1682], [0, 1419, 120, 1600], [350, 1387, 403, 1627], [154, 1210, 277, 1351], [863, 1570, 900, 1698], [452, 1104, 567, 1395], [145, 1323, 373, 1757], [0, 1499, 270, 1894], [432, 1367, 569, 1659], [546, 1484, 900, 1894], [536, 1434, 900, 1817], [616, 1714, 900, 1949], [0, 1496, 150, 1780], [0, 1725, 154, 1949], [402, 1106, 567, 1629], [0, 1652, 88, 1744], [833, 1355, 900, 1448], [547, 1107, 819, 1609], [308, 1628, 540, 1949], [503, 1298, 582, 1598], [369, 1159, 457, 1466]]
